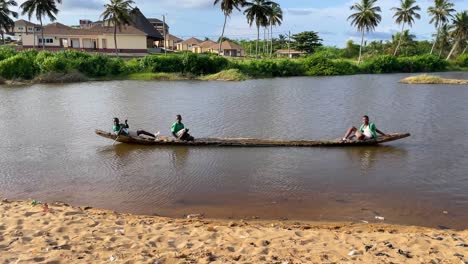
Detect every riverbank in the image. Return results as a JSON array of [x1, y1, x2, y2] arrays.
[[1, 199, 467, 263], [401, 74, 468, 84]]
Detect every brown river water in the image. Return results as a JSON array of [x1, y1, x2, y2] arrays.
[[0, 72, 467, 229]]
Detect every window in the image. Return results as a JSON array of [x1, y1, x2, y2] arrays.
[[18, 27, 24, 30], [38, 38, 53, 44], [28, 27, 33, 31]]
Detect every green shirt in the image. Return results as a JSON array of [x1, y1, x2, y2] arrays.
[[171, 122, 185, 134], [113, 124, 128, 135], [359, 122, 377, 139]]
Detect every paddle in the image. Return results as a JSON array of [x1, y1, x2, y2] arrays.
[[113, 127, 123, 146]]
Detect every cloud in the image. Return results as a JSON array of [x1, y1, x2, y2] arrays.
[[154, 0, 212, 9], [62, 0, 105, 10]]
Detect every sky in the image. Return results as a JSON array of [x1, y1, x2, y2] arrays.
[[14, 0, 468, 47]]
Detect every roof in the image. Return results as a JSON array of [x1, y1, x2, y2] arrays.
[[129, 8, 163, 40], [15, 19, 38, 27], [179, 37, 203, 45], [275, 49, 306, 54], [166, 34, 182, 42], [197, 40, 217, 48], [40, 22, 148, 36], [210, 40, 244, 51]]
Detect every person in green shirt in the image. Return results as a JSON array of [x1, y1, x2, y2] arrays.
[[171, 115, 194, 141], [113, 118, 158, 139], [342, 115, 386, 141]]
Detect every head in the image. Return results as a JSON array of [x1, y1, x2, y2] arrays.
[[113, 117, 119, 125], [176, 114, 182, 123], [362, 115, 369, 125]]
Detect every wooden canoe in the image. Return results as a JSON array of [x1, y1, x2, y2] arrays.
[[95, 130, 410, 147]]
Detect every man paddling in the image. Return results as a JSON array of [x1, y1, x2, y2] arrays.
[[113, 118, 158, 139], [342, 115, 386, 141], [171, 115, 194, 141]]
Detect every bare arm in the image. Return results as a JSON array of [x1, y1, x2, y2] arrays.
[[376, 129, 386, 136]]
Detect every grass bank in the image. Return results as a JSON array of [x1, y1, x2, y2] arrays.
[[400, 74, 468, 85], [0, 47, 466, 85]]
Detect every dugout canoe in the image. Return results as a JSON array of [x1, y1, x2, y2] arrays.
[[95, 130, 410, 147]]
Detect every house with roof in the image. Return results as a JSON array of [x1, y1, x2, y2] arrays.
[[176, 37, 202, 51], [147, 18, 169, 36], [20, 7, 163, 53], [192, 40, 217, 53], [12, 20, 41, 40], [158, 34, 182, 51], [209, 41, 245, 57], [275, 49, 306, 58]]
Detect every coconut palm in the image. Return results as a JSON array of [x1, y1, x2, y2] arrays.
[[214, 0, 246, 56], [267, 2, 282, 57], [20, 0, 62, 49], [446, 11, 468, 60], [391, 0, 420, 56], [0, 0, 18, 45], [101, 0, 135, 57], [244, 0, 274, 58], [347, 0, 382, 64], [428, 0, 455, 54], [436, 24, 450, 57]]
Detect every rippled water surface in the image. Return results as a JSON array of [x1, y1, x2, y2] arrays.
[[1, 72, 467, 228]]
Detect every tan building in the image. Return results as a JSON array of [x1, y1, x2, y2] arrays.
[[275, 49, 306, 58], [209, 41, 245, 57], [20, 8, 163, 53], [192, 40, 217, 53], [161, 34, 182, 51], [12, 20, 41, 40], [176, 37, 202, 51]]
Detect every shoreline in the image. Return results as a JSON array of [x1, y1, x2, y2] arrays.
[[1, 69, 467, 86], [2, 199, 467, 263]]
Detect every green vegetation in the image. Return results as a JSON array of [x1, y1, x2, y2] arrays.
[[400, 74, 468, 84], [0, 47, 465, 84]]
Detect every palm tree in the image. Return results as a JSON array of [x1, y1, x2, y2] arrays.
[[446, 11, 468, 60], [0, 0, 18, 45], [428, 0, 455, 54], [244, 0, 273, 58], [20, 0, 62, 49], [214, 0, 246, 56], [391, 0, 420, 56], [347, 0, 382, 64], [267, 2, 282, 57], [436, 24, 450, 57], [101, 0, 135, 57]]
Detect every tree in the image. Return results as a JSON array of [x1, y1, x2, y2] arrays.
[[446, 11, 468, 60], [391, 30, 417, 56], [348, 0, 382, 64], [267, 2, 282, 57], [391, 0, 420, 56], [101, 0, 134, 57], [214, 0, 246, 56], [291, 31, 323, 53], [428, 0, 455, 54], [436, 24, 451, 57], [244, 0, 273, 58], [20, 0, 62, 49], [0, 0, 18, 45]]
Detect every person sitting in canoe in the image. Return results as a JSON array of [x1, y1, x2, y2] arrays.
[[113, 118, 158, 139], [171, 115, 194, 141], [342, 115, 386, 141]]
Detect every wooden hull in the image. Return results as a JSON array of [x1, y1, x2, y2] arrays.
[[95, 130, 410, 147]]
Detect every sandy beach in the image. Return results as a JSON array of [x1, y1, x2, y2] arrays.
[[1, 199, 467, 263]]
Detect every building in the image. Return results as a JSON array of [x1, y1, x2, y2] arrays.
[[12, 19, 41, 41], [161, 34, 182, 50], [176, 37, 202, 51], [192, 40, 217, 53], [275, 49, 306, 58], [20, 8, 163, 53], [209, 41, 245, 57], [147, 18, 169, 36]]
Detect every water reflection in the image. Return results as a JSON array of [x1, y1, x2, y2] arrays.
[[344, 146, 408, 176]]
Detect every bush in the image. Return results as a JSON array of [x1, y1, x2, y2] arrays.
[[360, 55, 399, 73], [0, 54, 39, 79], [303, 55, 358, 76], [455, 54, 468, 67], [0, 47, 17, 61], [38, 56, 70, 73], [78, 54, 113, 77], [124, 58, 144, 73], [141, 55, 183, 72]]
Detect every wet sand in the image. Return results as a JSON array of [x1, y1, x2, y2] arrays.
[[1, 199, 467, 263]]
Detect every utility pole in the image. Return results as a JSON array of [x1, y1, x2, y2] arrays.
[[162, 14, 167, 56]]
